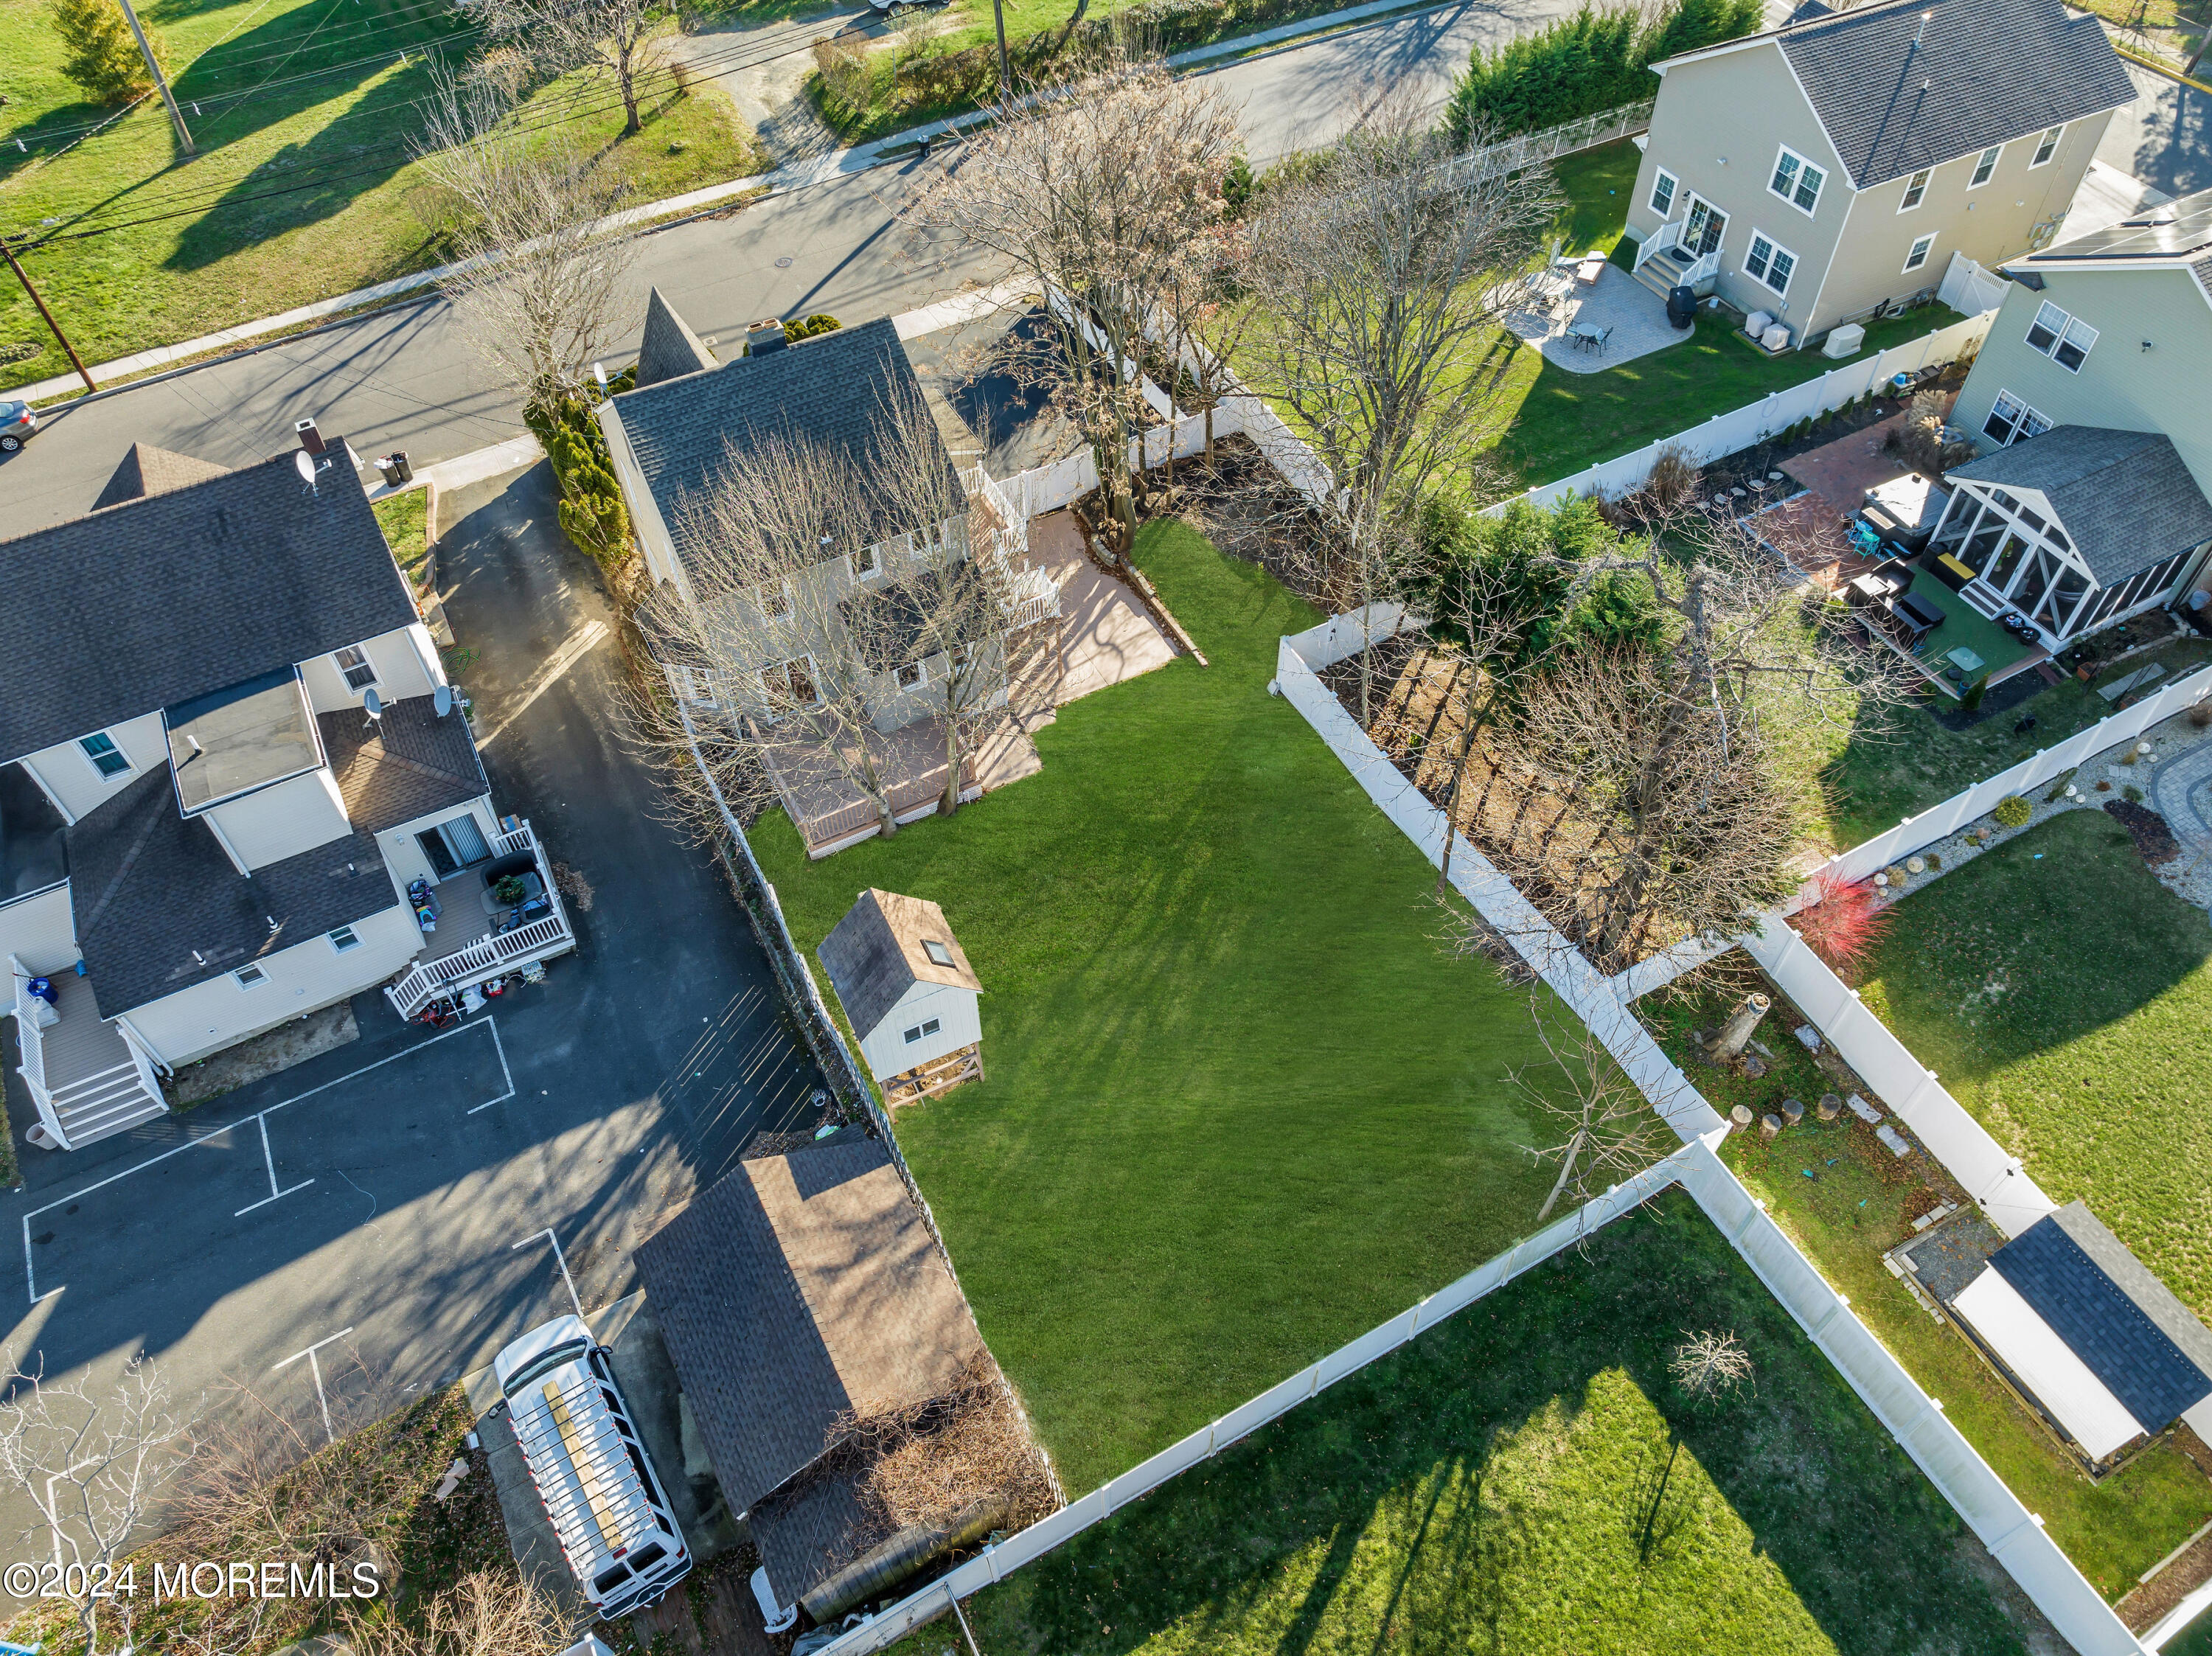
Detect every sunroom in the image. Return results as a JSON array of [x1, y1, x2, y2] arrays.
[[1925, 427, 2212, 647]]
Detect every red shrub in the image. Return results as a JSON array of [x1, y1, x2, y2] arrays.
[[1790, 869, 1894, 973]]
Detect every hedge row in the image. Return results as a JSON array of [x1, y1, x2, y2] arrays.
[[1442, 0, 1762, 142]]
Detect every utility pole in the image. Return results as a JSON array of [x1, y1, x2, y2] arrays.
[[992, 0, 1010, 97], [0, 237, 97, 393], [114, 0, 194, 157]]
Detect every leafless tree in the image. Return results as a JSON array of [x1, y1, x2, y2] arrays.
[[1498, 1001, 1671, 1223], [458, 0, 667, 135], [911, 55, 1240, 549], [1669, 1330, 1754, 1405], [411, 70, 638, 406], [1239, 94, 1559, 722], [344, 1568, 574, 1656], [637, 383, 1019, 841], [0, 1353, 195, 1656]]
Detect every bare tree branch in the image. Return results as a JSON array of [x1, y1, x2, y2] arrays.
[[1496, 999, 1672, 1223]]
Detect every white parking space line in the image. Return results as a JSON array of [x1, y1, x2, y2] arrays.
[[512, 1227, 586, 1323], [274, 1326, 355, 1444], [476, 619, 609, 751], [21, 1017, 511, 1304]]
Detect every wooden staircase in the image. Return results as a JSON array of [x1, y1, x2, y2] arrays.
[[11, 964, 167, 1149]]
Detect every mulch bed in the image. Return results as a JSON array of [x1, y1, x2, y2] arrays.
[[2104, 799, 2183, 866], [1696, 358, 1972, 503]]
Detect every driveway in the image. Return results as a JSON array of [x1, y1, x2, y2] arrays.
[[0, 462, 821, 1548]]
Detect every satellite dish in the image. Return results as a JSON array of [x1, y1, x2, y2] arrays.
[[294, 450, 316, 486], [434, 685, 453, 718], [362, 687, 384, 721]]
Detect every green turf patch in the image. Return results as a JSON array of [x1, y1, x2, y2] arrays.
[[371, 487, 429, 589], [751, 520, 1570, 1493], [942, 1189, 2034, 1656]]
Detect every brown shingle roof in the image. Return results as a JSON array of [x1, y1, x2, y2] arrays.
[[316, 694, 488, 834], [91, 442, 229, 512], [816, 888, 980, 1037]]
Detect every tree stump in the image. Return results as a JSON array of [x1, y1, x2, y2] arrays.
[[1730, 1104, 1754, 1131], [1818, 1092, 1843, 1121], [1759, 1113, 1783, 1141], [1710, 992, 1773, 1061], [1781, 1097, 1804, 1127]]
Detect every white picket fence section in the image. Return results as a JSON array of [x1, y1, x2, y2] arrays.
[[807, 1147, 1694, 1656], [1938, 249, 2011, 319], [1815, 664, 2212, 886], [1488, 310, 1994, 514]]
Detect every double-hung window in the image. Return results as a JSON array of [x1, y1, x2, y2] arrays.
[[1903, 233, 1936, 274], [1899, 168, 1930, 211], [333, 644, 378, 691], [1969, 145, 2001, 188], [1983, 389, 2051, 447], [78, 730, 131, 779], [1769, 146, 1825, 215], [761, 655, 818, 709], [2025, 299, 2097, 371], [1745, 232, 1796, 296], [2031, 124, 2064, 167], [1648, 168, 1677, 217]]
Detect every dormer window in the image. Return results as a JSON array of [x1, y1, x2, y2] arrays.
[[333, 645, 378, 692], [922, 939, 955, 967], [79, 730, 132, 779]]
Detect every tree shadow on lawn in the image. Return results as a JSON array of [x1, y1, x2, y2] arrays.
[[1860, 810, 2212, 1076], [965, 1191, 2031, 1656]]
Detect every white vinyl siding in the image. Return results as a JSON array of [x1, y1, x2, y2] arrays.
[[854, 980, 981, 1082], [0, 882, 79, 978], [1768, 145, 1825, 216], [203, 768, 354, 871], [23, 711, 167, 822], [297, 626, 437, 714], [1745, 231, 1798, 296]]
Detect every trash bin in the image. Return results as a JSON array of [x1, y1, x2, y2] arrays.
[[1666, 285, 1697, 330], [389, 450, 414, 484], [373, 456, 400, 488]]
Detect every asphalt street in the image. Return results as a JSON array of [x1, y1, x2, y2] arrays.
[[2097, 60, 2212, 200], [0, 0, 1554, 535], [0, 465, 823, 1553]]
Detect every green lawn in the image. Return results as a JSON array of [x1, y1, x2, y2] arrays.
[[938, 1189, 2034, 1656], [751, 520, 1568, 1494], [371, 487, 429, 590], [1646, 984, 2212, 1600], [1, 0, 765, 392]]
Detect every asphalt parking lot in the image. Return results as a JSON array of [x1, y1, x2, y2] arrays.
[[0, 460, 822, 1500]]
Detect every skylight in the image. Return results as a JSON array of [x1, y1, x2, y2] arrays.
[[922, 939, 956, 967]]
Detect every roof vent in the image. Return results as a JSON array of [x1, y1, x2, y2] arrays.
[[745, 319, 788, 357]]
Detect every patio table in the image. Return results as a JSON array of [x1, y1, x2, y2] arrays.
[[1576, 249, 1607, 285], [1944, 645, 1986, 676]]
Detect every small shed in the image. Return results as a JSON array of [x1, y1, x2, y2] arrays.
[[1950, 1201, 2212, 1466], [817, 888, 981, 1102]]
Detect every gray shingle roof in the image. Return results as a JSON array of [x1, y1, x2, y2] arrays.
[[748, 1469, 887, 1610], [316, 695, 488, 835], [66, 768, 399, 1014], [0, 453, 420, 764], [632, 1139, 983, 1522], [91, 442, 229, 512], [634, 286, 717, 389], [1990, 1201, 2212, 1433], [608, 317, 957, 579], [817, 888, 981, 1038], [1947, 426, 2212, 585], [1768, 0, 2134, 190]]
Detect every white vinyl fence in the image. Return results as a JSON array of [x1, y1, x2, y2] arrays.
[[808, 1147, 1694, 1656], [1938, 250, 2012, 319], [1488, 310, 1994, 514]]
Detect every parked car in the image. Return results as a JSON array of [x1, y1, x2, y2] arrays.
[[0, 401, 36, 453], [869, 0, 948, 15], [493, 1316, 692, 1619]]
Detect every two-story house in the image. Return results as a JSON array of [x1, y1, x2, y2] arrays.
[[0, 428, 574, 1149], [1920, 189, 2212, 648], [597, 293, 1057, 855], [1624, 0, 2134, 346]]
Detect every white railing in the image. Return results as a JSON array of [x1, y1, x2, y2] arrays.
[[1632, 217, 1683, 276], [1680, 248, 1720, 288], [383, 822, 575, 1019], [7, 953, 67, 1147]]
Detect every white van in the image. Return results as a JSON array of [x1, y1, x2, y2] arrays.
[[494, 1316, 692, 1618]]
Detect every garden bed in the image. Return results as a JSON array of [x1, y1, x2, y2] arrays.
[[948, 1188, 2051, 1656]]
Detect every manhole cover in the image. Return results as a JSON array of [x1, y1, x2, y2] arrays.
[[775, 256, 793, 268]]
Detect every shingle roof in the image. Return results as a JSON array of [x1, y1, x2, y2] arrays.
[[816, 888, 981, 1037], [632, 1139, 983, 1521], [0, 454, 419, 763], [608, 317, 958, 578], [1991, 1201, 2212, 1433], [633, 286, 717, 389], [316, 695, 488, 835], [66, 769, 399, 1014], [90, 442, 229, 512], [1764, 0, 2134, 190], [748, 1470, 888, 1611], [1947, 426, 2212, 586]]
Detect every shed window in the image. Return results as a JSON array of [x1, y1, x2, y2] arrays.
[[1899, 168, 1930, 211], [78, 731, 131, 779], [761, 656, 818, 708], [851, 545, 879, 579], [922, 939, 955, 967], [333, 644, 378, 691], [1769, 147, 1824, 215], [1969, 145, 2001, 188], [2026, 300, 2097, 371], [2031, 124, 2064, 167], [902, 1017, 942, 1044], [1648, 168, 1677, 216]]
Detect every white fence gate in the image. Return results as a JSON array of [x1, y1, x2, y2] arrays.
[[1937, 250, 2012, 319]]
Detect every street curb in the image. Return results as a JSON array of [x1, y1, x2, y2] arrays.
[[2113, 41, 2212, 94]]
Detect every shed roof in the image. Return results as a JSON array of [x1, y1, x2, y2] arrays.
[[0, 453, 419, 763], [632, 1139, 984, 1522], [1669, 0, 2134, 191], [816, 888, 981, 1037], [1947, 426, 2212, 586], [1990, 1201, 2212, 1433]]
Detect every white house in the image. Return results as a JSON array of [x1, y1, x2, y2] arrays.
[[815, 888, 981, 1101]]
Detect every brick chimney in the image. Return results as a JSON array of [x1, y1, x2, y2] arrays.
[[296, 417, 326, 456]]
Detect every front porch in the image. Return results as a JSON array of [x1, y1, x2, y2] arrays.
[[382, 818, 576, 1020], [8, 959, 167, 1149]]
